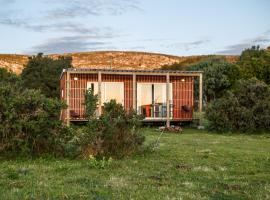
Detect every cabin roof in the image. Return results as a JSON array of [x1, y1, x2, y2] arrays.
[[61, 68, 203, 79]]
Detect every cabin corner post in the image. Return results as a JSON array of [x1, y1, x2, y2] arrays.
[[98, 72, 102, 116], [199, 73, 203, 125], [66, 71, 71, 126], [166, 73, 170, 128], [132, 73, 137, 111]]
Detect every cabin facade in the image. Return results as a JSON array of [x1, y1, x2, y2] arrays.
[[60, 68, 203, 127]]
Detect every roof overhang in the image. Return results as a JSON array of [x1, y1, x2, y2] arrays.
[[60, 68, 203, 79]]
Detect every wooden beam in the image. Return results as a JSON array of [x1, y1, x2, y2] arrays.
[[66, 71, 70, 126], [133, 73, 136, 111], [98, 71, 102, 116], [166, 73, 170, 128], [199, 73, 203, 125]]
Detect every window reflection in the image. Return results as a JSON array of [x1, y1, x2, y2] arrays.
[[137, 83, 172, 118]]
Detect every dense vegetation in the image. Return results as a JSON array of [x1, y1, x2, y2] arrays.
[[71, 89, 145, 158], [162, 46, 270, 133], [206, 78, 270, 132], [21, 53, 72, 99], [0, 69, 71, 156]]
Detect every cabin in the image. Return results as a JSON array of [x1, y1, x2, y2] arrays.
[[60, 68, 203, 127]]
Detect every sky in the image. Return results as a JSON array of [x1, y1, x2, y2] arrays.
[[0, 0, 269, 56]]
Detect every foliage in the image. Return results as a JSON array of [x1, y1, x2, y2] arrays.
[[189, 58, 239, 102], [87, 155, 113, 169], [206, 78, 270, 132], [0, 82, 72, 156], [0, 68, 20, 84], [237, 46, 270, 84], [74, 90, 145, 158], [21, 53, 73, 98], [84, 88, 99, 118]]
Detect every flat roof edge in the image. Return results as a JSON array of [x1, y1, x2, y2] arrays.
[[62, 68, 203, 74]]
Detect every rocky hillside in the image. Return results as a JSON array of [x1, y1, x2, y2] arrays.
[[0, 51, 238, 74]]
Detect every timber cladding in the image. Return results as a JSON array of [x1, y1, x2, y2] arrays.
[[60, 69, 201, 123]]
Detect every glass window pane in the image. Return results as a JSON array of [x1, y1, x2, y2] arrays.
[[154, 84, 166, 104], [102, 82, 124, 104], [137, 83, 152, 117], [86, 82, 98, 95]]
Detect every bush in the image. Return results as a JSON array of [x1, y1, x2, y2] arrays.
[[0, 82, 72, 156], [0, 68, 20, 84], [21, 53, 73, 98], [206, 78, 270, 132], [73, 90, 145, 158], [188, 58, 239, 102]]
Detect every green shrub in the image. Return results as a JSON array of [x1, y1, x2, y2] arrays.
[[0, 82, 72, 156], [206, 78, 270, 132], [0, 68, 20, 84], [73, 90, 145, 158]]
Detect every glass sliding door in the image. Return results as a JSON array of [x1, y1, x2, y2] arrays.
[[137, 83, 153, 118], [137, 83, 172, 119]]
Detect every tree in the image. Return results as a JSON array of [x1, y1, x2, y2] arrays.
[[21, 53, 73, 98], [188, 58, 239, 102], [237, 46, 270, 84], [206, 78, 270, 132]]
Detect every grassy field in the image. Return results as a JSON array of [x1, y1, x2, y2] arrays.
[[1, 128, 270, 200]]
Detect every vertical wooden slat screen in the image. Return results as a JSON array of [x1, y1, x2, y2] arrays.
[[137, 75, 166, 83], [171, 76, 194, 120]]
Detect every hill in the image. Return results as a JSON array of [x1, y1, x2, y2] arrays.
[[0, 51, 238, 74]]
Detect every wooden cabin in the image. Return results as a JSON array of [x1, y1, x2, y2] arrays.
[[60, 68, 203, 127]]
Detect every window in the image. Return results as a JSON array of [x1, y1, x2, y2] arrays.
[[137, 83, 172, 118], [87, 82, 124, 105], [102, 82, 124, 104], [86, 82, 98, 95]]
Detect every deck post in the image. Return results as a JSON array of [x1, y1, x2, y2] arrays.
[[199, 73, 203, 125], [66, 71, 70, 126], [98, 71, 102, 116], [166, 73, 170, 128], [132, 73, 136, 111]]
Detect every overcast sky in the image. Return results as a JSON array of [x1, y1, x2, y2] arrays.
[[0, 0, 269, 56]]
